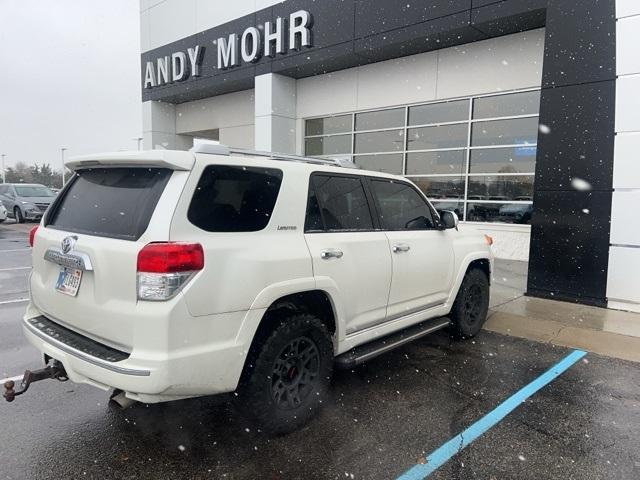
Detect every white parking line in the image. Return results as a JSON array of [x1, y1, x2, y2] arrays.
[[0, 267, 31, 271], [0, 249, 30, 253], [0, 298, 29, 305]]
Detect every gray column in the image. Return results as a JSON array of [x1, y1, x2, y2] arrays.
[[142, 100, 193, 150], [254, 73, 297, 153]]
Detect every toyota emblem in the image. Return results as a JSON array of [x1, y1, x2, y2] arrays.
[[61, 236, 77, 254]]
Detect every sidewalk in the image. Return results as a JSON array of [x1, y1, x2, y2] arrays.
[[486, 259, 640, 363]]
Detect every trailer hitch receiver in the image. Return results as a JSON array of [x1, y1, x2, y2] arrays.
[[3, 360, 68, 402]]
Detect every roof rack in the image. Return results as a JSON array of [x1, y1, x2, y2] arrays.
[[190, 142, 358, 169]]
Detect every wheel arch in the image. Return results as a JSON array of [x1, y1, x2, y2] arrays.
[[447, 253, 493, 307]]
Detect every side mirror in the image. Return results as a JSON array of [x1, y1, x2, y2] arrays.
[[440, 210, 459, 230]]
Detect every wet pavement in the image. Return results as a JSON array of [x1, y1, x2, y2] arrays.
[[1, 222, 639, 479]]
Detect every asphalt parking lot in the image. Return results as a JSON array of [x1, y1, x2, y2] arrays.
[[1, 220, 639, 480]]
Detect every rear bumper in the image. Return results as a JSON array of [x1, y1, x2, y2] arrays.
[[22, 304, 266, 403]]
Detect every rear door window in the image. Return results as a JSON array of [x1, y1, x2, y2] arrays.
[[188, 165, 283, 232], [370, 179, 436, 230], [46, 167, 171, 240], [309, 174, 374, 231]]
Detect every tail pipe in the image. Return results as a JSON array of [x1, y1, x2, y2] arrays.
[[3, 360, 68, 402]]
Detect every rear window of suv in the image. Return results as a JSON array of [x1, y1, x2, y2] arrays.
[[46, 167, 171, 240], [188, 165, 283, 232]]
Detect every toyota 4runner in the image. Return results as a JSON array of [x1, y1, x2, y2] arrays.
[[11, 144, 493, 434]]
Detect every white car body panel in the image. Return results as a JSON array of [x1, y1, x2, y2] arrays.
[[23, 149, 492, 402]]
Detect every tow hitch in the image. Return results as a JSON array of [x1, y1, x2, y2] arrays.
[[3, 360, 68, 402]]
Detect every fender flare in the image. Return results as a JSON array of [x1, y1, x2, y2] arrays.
[[446, 252, 493, 306]]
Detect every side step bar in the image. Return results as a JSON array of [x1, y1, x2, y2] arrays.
[[334, 317, 451, 369]]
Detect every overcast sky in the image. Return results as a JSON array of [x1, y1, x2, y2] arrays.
[[0, 0, 141, 169]]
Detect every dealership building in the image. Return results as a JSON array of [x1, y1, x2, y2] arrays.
[[140, 0, 639, 312]]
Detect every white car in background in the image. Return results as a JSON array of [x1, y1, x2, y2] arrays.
[[0, 200, 7, 223]]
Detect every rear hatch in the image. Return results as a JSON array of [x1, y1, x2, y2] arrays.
[[29, 151, 194, 351]]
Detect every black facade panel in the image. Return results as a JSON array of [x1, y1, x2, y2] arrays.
[[527, 190, 611, 306], [534, 81, 615, 192], [471, 0, 547, 37], [353, 0, 471, 38], [541, 0, 616, 88], [353, 12, 486, 62], [527, 0, 616, 306]]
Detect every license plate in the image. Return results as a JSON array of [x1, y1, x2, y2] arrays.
[[55, 267, 83, 297]]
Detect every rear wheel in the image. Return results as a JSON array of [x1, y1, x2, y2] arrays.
[[450, 267, 490, 339], [235, 313, 333, 435], [14, 207, 24, 223]]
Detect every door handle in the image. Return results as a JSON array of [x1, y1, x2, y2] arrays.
[[320, 249, 344, 259], [392, 244, 411, 253]]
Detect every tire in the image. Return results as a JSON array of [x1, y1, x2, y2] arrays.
[[14, 207, 25, 224], [235, 313, 334, 435], [449, 267, 490, 339]]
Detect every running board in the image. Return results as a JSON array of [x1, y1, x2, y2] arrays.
[[334, 317, 451, 369]]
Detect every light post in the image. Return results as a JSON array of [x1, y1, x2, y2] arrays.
[[133, 137, 143, 151], [1, 154, 5, 183], [61, 147, 67, 186]]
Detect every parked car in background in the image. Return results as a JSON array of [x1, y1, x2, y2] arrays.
[[0, 183, 56, 223], [0, 200, 7, 223]]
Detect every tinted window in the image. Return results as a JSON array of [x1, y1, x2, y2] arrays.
[[371, 179, 435, 230], [312, 175, 373, 231], [305, 135, 352, 155], [304, 184, 323, 232], [188, 165, 282, 232], [47, 168, 171, 240], [305, 115, 352, 136]]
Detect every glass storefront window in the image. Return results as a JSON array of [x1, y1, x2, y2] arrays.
[[305, 115, 352, 136], [466, 202, 533, 224], [354, 154, 403, 174], [408, 100, 469, 126], [355, 108, 404, 131], [407, 124, 468, 150], [305, 135, 352, 155], [467, 175, 534, 201], [471, 117, 539, 147], [304, 89, 539, 223], [473, 91, 540, 119], [354, 129, 404, 153], [406, 150, 466, 175], [408, 176, 465, 200], [469, 146, 536, 174]]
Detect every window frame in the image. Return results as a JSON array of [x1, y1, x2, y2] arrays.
[[304, 172, 380, 234], [303, 87, 540, 226], [367, 177, 440, 231]]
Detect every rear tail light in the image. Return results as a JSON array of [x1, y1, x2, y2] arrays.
[[28, 226, 39, 247], [136, 242, 204, 301]]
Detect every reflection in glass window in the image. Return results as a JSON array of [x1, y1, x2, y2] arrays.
[[469, 146, 536, 174], [409, 100, 469, 125], [467, 202, 533, 224], [473, 91, 540, 119], [355, 108, 404, 131], [370, 180, 435, 230], [432, 201, 464, 222], [467, 175, 534, 201], [305, 115, 352, 136], [471, 117, 539, 146], [354, 130, 405, 153], [312, 175, 373, 231], [406, 150, 466, 175], [354, 154, 403, 174], [407, 124, 468, 150], [408, 176, 465, 199], [305, 135, 352, 156]]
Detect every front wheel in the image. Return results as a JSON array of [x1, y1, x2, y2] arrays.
[[449, 267, 490, 339], [235, 313, 334, 435], [14, 207, 25, 224]]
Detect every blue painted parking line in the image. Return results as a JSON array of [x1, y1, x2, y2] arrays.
[[396, 349, 587, 480]]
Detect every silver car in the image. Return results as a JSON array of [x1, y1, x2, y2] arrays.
[[0, 183, 56, 223]]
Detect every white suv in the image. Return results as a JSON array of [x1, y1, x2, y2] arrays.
[[20, 145, 492, 433]]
